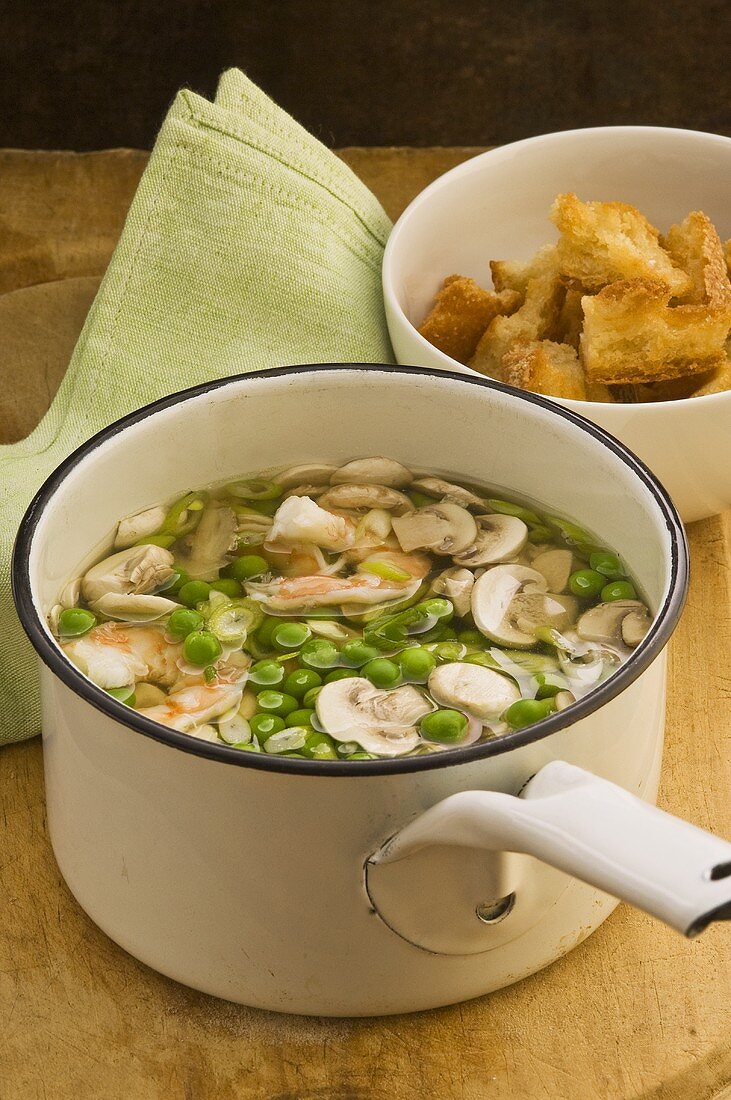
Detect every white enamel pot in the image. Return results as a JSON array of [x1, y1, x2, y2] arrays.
[[13, 366, 731, 1017]]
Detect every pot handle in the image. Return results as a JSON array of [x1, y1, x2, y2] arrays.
[[369, 761, 731, 937]]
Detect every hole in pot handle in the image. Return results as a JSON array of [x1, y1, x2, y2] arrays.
[[369, 761, 731, 937]]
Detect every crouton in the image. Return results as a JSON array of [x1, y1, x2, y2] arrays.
[[613, 356, 731, 401], [470, 273, 565, 379], [556, 283, 585, 348], [580, 279, 731, 385], [490, 245, 558, 296], [418, 276, 520, 364], [663, 212, 731, 307], [687, 356, 731, 397], [725, 239, 731, 277], [552, 193, 691, 297], [501, 340, 587, 399]]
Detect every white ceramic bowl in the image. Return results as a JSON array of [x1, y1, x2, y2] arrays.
[[383, 126, 731, 523], [13, 366, 731, 1015]]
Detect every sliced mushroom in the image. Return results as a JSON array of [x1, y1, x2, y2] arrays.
[[318, 484, 413, 514], [178, 504, 238, 580], [472, 564, 578, 648], [531, 549, 574, 593], [81, 544, 175, 604], [331, 457, 413, 488], [268, 495, 355, 551], [282, 483, 328, 500], [453, 514, 528, 567], [90, 593, 180, 622], [428, 662, 520, 720], [431, 567, 475, 617], [315, 677, 432, 757], [277, 463, 337, 489], [577, 600, 652, 649], [114, 505, 167, 549], [392, 502, 477, 555], [410, 477, 485, 510], [59, 576, 82, 609]]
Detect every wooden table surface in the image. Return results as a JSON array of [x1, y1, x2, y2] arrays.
[[0, 148, 729, 1100]]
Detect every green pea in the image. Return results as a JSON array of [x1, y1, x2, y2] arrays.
[[250, 713, 286, 741], [340, 640, 382, 667], [106, 685, 136, 705], [249, 660, 286, 689], [183, 630, 222, 666], [224, 554, 269, 582], [568, 569, 605, 598], [457, 628, 483, 646], [433, 640, 467, 663], [589, 551, 625, 580], [486, 498, 542, 525], [167, 607, 204, 640], [57, 607, 96, 637], [363, 658, 401, 689], [420, 709, 469, 744], [178, 580, 211, 608], [288, 708, 316, 729], [272, 621, 312, 651], [256, 690, 299, 718], [308, 740, 338, 757], [165, 567, 190, 594], [323, 668, 359, 684], [300, 638, 340, 670], [601, 580, 637, 602], [504, 698, 555, 730], [303, 685, 324, 708], [254, 616, 279, 649], [417, 598, 454, 622], [283, 668, 322, 699], [210, 578, 243, 598], [398, 646, 436, 683]]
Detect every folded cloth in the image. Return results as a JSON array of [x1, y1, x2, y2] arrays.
[[0, 69, 393, 744]]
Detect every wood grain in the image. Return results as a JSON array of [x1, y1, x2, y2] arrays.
[[0, 148, 729, 1100]]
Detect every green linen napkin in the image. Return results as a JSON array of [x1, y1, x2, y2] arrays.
[[0, 69, 393, 744]]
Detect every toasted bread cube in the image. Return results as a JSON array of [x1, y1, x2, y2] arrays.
[[418, 276, 520, 364], [470, 273, 565, 379], [552, 193, 691, 297], [664, 212, 731, 307], [581, 279, 731, 385], [490, 245, 558, 296], [501, 340, 587, 399], [725, 239, 731, 277], [688, 356, 731, 397], [556, 283, 585, 348], [615, 355, 731, 401]]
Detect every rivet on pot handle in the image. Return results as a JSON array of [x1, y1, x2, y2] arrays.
[[369, 761, 731, 937]]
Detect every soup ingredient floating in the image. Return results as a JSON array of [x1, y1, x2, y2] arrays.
[[418, 195, 731, 403], [49, 458, 652, 760]]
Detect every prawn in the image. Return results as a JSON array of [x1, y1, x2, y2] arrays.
[[62, 622, 183, 690], [136, 683, 243, 732], [246, 569, 422, 612]]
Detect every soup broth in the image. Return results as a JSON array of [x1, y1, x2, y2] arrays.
[[49, 457, 652, 761]]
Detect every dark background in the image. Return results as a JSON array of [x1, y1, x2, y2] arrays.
[[1, 0, 730, 150]]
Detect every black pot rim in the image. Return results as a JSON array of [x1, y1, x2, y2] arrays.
[[12, 363, 689, 777]]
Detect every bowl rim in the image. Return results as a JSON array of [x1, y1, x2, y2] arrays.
[[12, 363, 688, 777], [382, 123, 731, 411]]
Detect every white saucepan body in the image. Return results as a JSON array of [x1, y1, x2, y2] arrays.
[[15, 366, 712, 1016]]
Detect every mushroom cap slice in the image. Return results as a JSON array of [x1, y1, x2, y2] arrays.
[[453, 514, 529, 567], [472, 565, 579, 648], [431, 567, 475, 617], [392, 502, 478, 555], [315, 677, 431, 757], [317, 484, 414, 514], [577, 599, 652, 649], [428, 662, 520, 720], [330, 457, 413, 488], [114, 505, 167, 549], [178, 505, 238, 580], [411, 477, 484, 510], [91, 593, 180, 623], [277, 463, 337, 489], [81, 544, 175, 604], [530, 549, 574, 593]]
